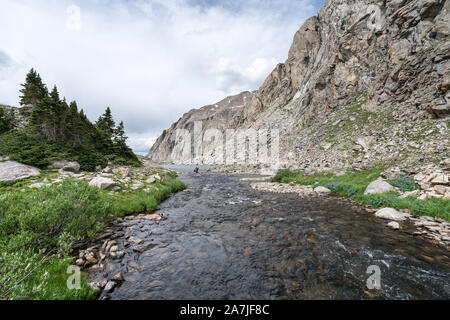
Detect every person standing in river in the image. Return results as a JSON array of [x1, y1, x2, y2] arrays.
[[194, 167, 200, 175]]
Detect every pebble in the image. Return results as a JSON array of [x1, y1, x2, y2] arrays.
[[104, 281, 116, 293]]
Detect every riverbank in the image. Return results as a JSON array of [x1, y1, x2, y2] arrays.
[[0, 164, 186, 300], [245, 168, 449, 248]]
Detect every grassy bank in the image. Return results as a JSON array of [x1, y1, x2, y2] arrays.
[[0, 173, 186, 300], [272, 169, 450, 221]]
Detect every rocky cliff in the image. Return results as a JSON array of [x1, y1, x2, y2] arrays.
[[147, 0, 449, 174]]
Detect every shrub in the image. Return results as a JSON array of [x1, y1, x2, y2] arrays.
[[0, 174, 186, 299], [272, 169, 303, 183], [389, 177, 420, 192], [0, 179, 113, 254]]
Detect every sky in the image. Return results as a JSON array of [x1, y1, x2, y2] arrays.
[[0, 0, 326, 155]]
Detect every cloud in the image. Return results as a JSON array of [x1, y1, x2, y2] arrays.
[[0, 0, 325, 153]]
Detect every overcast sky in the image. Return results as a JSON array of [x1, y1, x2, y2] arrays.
[[0, 0, 325, 155]]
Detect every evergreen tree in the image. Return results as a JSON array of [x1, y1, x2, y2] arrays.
[[114, 121, 127, 144], [69, 101, 78, 115], [30, 95, 52, 138], [0, 107, 12, 134], [19, 69, 48, 107], [12, 69, 140, 170], [96, 107, 116, 151]]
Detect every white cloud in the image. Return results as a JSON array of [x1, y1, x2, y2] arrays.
[[0, 0, 322, 153]]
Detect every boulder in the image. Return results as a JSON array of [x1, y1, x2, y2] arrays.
[[48, 160, 80, 172], [0, 161, 40, 183], [146, 177, 156, 184], [387, 221, 400, 230], [440, 159, 450, 171], [364, 178, 395, 195], [356, 136, 375, 151], [374, 208, 410, 221], [430, 174, 448, 185], [434, 185, 447, 195], [102, 167, 113, 174], [131, 181, 145, 190], [314, 186, 331, 194], [89, 177, 117, 190], [112, 272, 123, 282], [104, 281, 116, 293]]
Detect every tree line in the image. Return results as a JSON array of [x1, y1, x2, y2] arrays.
[[0, 68, 139, 170]]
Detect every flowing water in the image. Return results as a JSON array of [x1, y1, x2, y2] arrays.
[[92, 172, 450, 299]]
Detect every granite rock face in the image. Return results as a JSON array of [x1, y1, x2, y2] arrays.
[[0, 161, 41, 183], [148, 0, 449, 172]]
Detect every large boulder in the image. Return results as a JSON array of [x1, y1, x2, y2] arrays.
[[89, 177, 117, 190], [146, 176, 156, 184], [0, 161, 40, 183], [364, 178, 395, 195], [314, 186, 331, 194], [49, 160, 80, 172], [374, 208, 410, 221]]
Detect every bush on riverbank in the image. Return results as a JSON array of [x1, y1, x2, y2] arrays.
[[0, 175, 186, 300], [272, 169, 450, 221]]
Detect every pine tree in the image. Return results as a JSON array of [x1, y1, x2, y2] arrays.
[[96, 107, 116, 151], [114, 121, 127, 143], [19, 68, 48, 107], [30, 95, 52, 138], [0, 107, 11, 134]]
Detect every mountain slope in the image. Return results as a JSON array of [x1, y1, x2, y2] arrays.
[[148, 0, 449, 173]]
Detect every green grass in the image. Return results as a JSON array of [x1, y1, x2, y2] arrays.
[[0, 173, 186, 300], [272, 169, 450, 221]]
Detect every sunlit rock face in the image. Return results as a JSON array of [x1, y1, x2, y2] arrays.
[[148, 0, 449, 172]]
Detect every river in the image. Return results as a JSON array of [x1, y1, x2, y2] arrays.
[[90, 172, 450, 299]]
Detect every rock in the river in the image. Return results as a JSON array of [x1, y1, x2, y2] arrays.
[[387, 221, 400, 230], [48, 160, 80, 172], [88, 282, 101, 294], [374, 208, 410, 222], [104, 281, 116, 293], [112, 272, 123, 282], [110, 251, 125, 259], [364, 178, 395, 195], [128, 236, 143, 244], [314, 186, 331, 194], [89, 177, 117, 190], [75, 258, 84, 266], [0, 161, 40, 183]]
